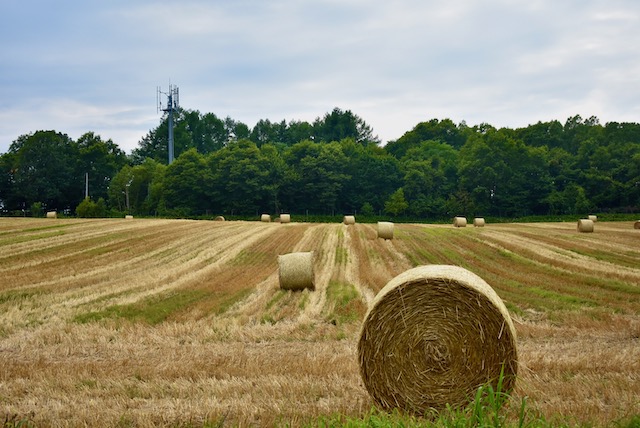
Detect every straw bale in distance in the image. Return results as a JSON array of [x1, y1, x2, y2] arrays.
[[358, 265, 518, 414], [577, 219, 594, 233], [473, 217, 485, 227], [261, 214, 271, 222], [635, 220, 640, 229], [453, 216, 467, 227], [377, 222, 394, 240], [125, 215, 134, 219], [278, 251, 315, 291], [588, 215, 597, 222], [280, 214, 291, 223], [343, 215, 356, 225], [214, 216, 225, 221], [46, 211, 57, 219]]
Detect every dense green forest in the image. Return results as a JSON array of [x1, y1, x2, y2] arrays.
[[1, 107, 639, 220]]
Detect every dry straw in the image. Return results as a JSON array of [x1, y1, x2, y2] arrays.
[[343, 215, 356, 225], [377, 222, 394, 240], [588, 215, 597, 222], [280, 214, 291, 223], [473, 217, 485, 227], [214, 216, 225, 222], [278, 251, 315, 291], [577, 219, 594, 233], [261, 214, 271, 222], [46, 211, 57, 219], [358, 265, 518, 414], [635, 220, 640, 229], [453, 216, 467, 227]]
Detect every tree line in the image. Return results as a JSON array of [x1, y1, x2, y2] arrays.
[[1, 107, 639, 219]]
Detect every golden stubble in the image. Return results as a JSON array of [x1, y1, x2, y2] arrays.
[[0, 219, 639, 426]]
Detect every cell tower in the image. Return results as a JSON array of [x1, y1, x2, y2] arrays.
[[157, 84, 180, 164]]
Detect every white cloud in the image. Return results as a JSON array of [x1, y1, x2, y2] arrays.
[[2, 0, 640, 153]]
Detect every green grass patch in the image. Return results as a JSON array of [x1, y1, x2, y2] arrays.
[[213, 288, 253, 315], [74, 289, 209, 325], [230, 248, 270, 266], [325, 281, 366, 325], [527, 287, 598, 309], [0, 230, 66, 246], [266, 290, 287, 311], [334, 247, 348, 265], [0, 288, 42, 305]]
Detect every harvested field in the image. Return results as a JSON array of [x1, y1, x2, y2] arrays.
[[0, 218, 639, 427]]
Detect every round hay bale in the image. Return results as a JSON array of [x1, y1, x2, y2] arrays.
[[577, 219, 594, 233], [125, 215, 134, 219], [377, 222, 394, 240], [473, 217, 485, 227], [278, 251, 315, 291], [214, 216, 225, 222], [280, 214, 291, 223], [635, 220, 640, 229], [588, 215, 597, 222], [343, 215, 356, 225], [261, 214, 271, 222], [46, 211, 57, 219], [453, 216, 467, 227], [358, 265, 518, 414]]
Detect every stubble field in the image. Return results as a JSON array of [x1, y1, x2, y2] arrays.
[[0, 217, 638, 427]]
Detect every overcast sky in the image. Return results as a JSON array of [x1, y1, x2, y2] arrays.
[[2, 0, 640, 154]]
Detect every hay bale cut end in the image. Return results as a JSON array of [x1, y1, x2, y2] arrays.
[[453, 216, 467, 227], [280, 214, 291, 223], [278, 251, 315, 291], [125, 215, 134, 219], [588, 215, 597, 222], [343, 215, 356, 225], [358, 265, 518, 414], [577, 218, 594, 233], [261, 214, 271, 222], [473, 217, 485, 227], [214, 216, 225, 222], [377, 221, 394, 240], [635, 220, 640, 229], [46, 211, 57, 219]]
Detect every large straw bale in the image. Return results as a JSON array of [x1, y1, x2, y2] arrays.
[[588, 215, 597, 222], [214, 216, 225, 222], [577, 218, 594, 233], [453, 216, 467, 227], [343, 215, 356, 225], [278, 251, 315, 291], [280, 214, 291, 223], [46, 211, 57, 219], [635, 220, 640, 229], [473, 217, 485, 227], [358, 265, 518, 414], [261, 214, 271, 222], [377, 222, 394, 240]]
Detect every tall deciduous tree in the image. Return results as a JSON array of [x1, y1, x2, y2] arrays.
[[5, 131, 82, 212]]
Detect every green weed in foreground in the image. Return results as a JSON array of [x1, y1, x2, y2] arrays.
[[311, 371, 548, 428]]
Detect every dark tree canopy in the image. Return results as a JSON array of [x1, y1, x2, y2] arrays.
[[1, 109, 639, 219]]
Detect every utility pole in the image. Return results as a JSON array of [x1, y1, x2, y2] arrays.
[[157, 84, 180, 164]]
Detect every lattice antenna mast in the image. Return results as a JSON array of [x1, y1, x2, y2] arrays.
[[157, 84, 180, 164]]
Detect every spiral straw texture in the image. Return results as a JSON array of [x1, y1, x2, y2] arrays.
[[358, 265, 518, 414]]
